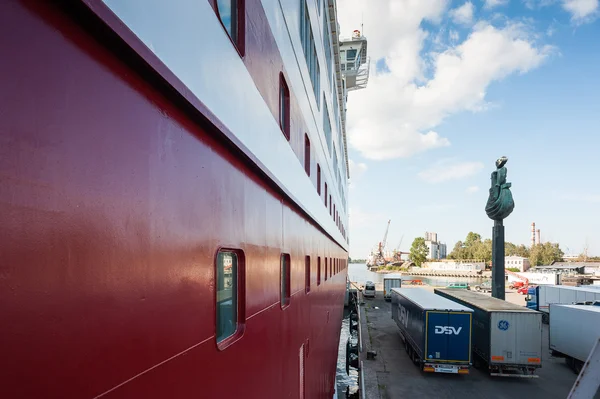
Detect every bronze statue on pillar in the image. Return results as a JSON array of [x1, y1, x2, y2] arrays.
[[485, 156, 514, 300]]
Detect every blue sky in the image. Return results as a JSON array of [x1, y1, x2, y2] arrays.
[[338, 0, 600, 258]]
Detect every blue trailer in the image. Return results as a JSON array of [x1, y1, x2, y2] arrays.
[[391, 288, 473, 374]]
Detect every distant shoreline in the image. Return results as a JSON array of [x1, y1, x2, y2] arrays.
[[372, 269, 490, 278]]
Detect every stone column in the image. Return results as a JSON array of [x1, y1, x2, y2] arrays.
[[492, 220, 505, 300]]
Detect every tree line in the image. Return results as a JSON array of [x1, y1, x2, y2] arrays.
[[408, 231, 565, 267]]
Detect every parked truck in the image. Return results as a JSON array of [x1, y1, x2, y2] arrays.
[[435, 288, 542, 377], [549, 304, 600, 374], [383, 274, 402, 301], [526, 285, 600, 324], [391, 288, 472, 374]]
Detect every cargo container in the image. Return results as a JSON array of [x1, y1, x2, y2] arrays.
[[549, 304, 600, 374], [383, 275, 402, 301], [526, 285, 600, 323], [435, 289, 542, 377], [391, 288, 473, 374]]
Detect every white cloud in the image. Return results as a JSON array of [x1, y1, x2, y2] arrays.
[[483, 0, 510, 8], [451, 2, 476, 25], [523, 0, 557, 10], [449, 29, 460, 42], [418, 159, 484, 183], [562, 0, 599, 22], [466, 185, 480, 193], [338, 1, 554, 160]]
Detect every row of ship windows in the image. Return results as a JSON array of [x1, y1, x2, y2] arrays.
[[210, 0, 348, 233], [213, 0, 338, 152], [282, 77, 346, 240], [216, 249, 347, 349]]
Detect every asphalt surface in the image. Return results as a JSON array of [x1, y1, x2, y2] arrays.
[[359, 287, 600, 399]]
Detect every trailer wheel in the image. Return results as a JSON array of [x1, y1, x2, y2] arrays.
[[542, 313, 549, 324]]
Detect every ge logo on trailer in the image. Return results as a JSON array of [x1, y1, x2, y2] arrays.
[[498, 320, 510, 331]]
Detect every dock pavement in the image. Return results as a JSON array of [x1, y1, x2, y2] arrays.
[[355, 285, 600, 399]]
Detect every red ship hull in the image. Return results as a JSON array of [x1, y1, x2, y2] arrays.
[[0, 2, 347, 397]]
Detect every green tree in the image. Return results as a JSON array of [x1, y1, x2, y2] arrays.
[[472, 239, 492, 262], [409, 237, 429, 266], [505, 243, 530, 258], [448, 241, 465, 260], [465, 232, 482, 247], [448, 232, 486, 260], [529, 242, 564, 266]]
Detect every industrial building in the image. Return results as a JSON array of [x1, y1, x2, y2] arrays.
[[424, 232, 447, 260], [423, 261, 485, 271], [505, 256, 531, 272]]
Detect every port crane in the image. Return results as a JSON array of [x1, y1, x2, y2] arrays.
[[375, 220, 391, 266], [392, 235, 410, 262]]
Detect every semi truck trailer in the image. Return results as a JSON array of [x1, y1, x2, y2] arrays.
[[435, 288, 542, 377], [383, 274, 402, 301], [526, 285, 600, 323], [549, 304, 600, 374], [391, 288, 472, 374]]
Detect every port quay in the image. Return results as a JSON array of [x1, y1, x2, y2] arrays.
[[338, 263, 600, 399]]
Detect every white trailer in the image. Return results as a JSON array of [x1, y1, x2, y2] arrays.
[[549, 304, 600, 374], [529, 285, 600, 323], [383, 274, 402, 301]]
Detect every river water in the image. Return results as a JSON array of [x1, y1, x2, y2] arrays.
[[347, 263, 489, 287]]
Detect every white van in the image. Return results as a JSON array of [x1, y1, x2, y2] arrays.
[[363, 281, 376, 298]]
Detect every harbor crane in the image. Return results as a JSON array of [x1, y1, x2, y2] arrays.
[[393, 234, 410, 262], [376, 220, 391, 265]]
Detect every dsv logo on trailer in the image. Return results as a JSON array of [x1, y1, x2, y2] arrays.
[[434, 326, 462, 335]]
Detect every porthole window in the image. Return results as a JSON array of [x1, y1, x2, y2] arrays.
[[281, 254, 291, 308], [216, 249, 245, 347], [214, 0, 245, 55]]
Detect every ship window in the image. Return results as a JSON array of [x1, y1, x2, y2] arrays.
[[341, 64, 345, 71], [346, 49, 357, 61], [329, 195, 332, 215], [214, 0, 245, 56], [300, 0, 321, 107], [324, 182, 328, 207], [323, 7, 333, 80], [281, 253, 291, 308], [216, 250, 245, 347], [305, 256, 311, 294], [317, 257, 321, 286], [279, 74, 291, 140], [304, 134, 311, 176], [323, 99, 332, 154], [317, 164, 321, 195], [324, 258, 328, 281]]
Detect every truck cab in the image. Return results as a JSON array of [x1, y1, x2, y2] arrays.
[[525, 286, 538, 310]]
